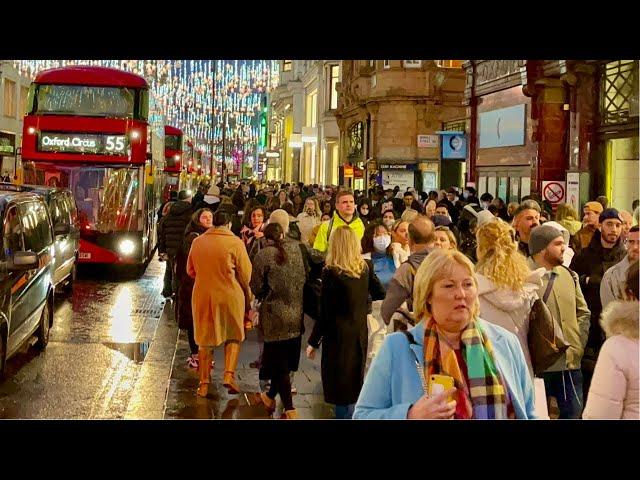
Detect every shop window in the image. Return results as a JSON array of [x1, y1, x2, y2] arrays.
[[404, 60, 422, 69], [437, 60, 464, 68], [601, 60, 638, 125], [328, 65, 339, 110], [283, 60, 292, 72], [383, 60, 390, 69]]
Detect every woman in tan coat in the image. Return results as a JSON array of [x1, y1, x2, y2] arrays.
[[187, 210, 253, 397]]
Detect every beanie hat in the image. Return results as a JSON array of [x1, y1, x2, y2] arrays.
[[207, 185, 220, 197], [178, 189, 191, 201], [269, 209, 290, 233], [543, 221, 570, 245], [476, 210, 496, 227], [529, 224, 563, 256], [584, 201, 603, 215], [599, 208, 622, 224]]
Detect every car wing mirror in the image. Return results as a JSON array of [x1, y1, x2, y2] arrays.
[[10, 251, 38, 270]]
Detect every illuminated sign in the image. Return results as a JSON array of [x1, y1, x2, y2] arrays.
[[39, 133, 127, 155]]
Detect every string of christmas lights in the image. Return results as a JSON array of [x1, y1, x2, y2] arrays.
[[13, 60, 279, 159]]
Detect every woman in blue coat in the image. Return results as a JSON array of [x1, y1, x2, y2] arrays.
[[354, 249, 537, 420]]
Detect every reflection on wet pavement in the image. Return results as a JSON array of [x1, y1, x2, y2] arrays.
[[0, 257, 168, 419]]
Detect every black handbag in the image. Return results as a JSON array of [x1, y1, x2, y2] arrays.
[[527, 272, 570, 376], [299, 243, 323, 321]]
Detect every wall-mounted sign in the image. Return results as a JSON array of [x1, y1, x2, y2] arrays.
[[39, 132, 127, 155], [542, 180, 566, 204], [566, 172, 580, 213], [479, 104, 526, 148], [0, 132, 16, 155], [438, 131, 467, 160], [343, 165, 354, 177], [382, 169, 414, 190], [417, 134, 438, 148]]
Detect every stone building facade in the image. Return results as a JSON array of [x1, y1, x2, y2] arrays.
[[335, 60, 466, 192]]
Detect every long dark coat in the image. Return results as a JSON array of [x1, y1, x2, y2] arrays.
[[175, 219, 207, 330], [308, 260, 385, 405]]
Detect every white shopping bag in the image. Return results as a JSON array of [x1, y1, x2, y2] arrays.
[[534, 377, 550, 419]]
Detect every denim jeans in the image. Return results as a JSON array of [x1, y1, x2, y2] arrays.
[[542, 369, 584, 419], [335, 403, 355, 419]]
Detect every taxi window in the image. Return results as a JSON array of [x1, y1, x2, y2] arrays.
[[3, 205, 25, 258], [19, 200, 53, 252]]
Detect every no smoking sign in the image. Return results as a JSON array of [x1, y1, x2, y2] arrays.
[[542, 181, 566, 204]]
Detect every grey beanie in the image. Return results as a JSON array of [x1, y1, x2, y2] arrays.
[[529, 224, 563, 256]]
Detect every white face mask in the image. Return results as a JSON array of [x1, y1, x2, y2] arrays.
[[373, 235, 391, 253], [482, 202, 490, 209], [383, 218, 394, 228]]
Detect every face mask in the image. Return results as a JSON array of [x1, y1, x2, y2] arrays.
[[482, 202, 490, 209], [463, 192, 469, 199], [383, 218, 394, 228], [371, 200, 378, 206], [373, 235, 391, 253]]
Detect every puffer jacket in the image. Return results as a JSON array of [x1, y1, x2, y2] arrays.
[[583, 300, 639, 419], [158, 200, 193, 257], [476, 268, 546, 377]]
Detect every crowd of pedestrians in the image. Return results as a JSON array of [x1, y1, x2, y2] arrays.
[[157, 178, 638, 420]]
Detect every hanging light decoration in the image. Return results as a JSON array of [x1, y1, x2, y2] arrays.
[[13, 59, 280, 157]]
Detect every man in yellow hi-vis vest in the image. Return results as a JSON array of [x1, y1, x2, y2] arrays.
[[313, 189, 365, 253]]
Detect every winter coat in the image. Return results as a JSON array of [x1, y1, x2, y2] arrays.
[[250, 239, 306, 342], [583, 300, 639, 419], [381, 248, 429, 326], [529, 259, 591, 371], [476, 269, 546, 377], [600, 255, 633, 310], [570, 230, 626, 356], [187, 227, 252, 347], [158, 200, 193, 257], [575, 225, 597, 251], [175, 219, 208, 330], [308, 260, 385, 405], [296, 212, 320, 246], [353, 319, 538, 419]]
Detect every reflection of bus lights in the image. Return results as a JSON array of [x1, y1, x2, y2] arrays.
[[130, 130, 140, 140], [174, 154, 180, 161], [28, 127, 36, 134]]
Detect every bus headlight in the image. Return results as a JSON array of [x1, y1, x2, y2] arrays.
[[130, 130, 140, 140], [118, 239, 136, 255]]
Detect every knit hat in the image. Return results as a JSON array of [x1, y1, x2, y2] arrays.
[[599, 208, 623, 224], [528, 224, 563, 256], [476, 210, 496, 227], [583, 201, 603, 215], [269, 209, 290, 233], [543, 221, 570, 245], [207, 185, 220, 197]]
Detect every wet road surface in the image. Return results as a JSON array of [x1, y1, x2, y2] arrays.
[[0, 258, 169, 419], [0, 255, 335, 419]]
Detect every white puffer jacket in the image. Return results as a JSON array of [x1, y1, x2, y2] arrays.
[[476, 268, 546, 378], [583, 300, 639, 419]]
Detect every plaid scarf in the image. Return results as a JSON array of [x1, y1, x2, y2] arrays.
[[423, 317, 514, 419]]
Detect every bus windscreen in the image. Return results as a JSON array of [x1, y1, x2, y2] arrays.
[[35, 85, 136, 118]]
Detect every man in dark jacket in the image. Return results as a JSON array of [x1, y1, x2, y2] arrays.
[[158, 190, 194, 297], [569, 208, 626, 397], [158, 190, 178, 222], [381, 215, 435, 329]]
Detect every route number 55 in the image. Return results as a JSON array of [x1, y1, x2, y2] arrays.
[[106, 136, 125, 152]]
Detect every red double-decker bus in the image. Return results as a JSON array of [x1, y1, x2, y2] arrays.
[[21, 66, 165, 267], [163, 125, 182, 200]]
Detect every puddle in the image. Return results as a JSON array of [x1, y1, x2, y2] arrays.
[[103, 341, 150, 363]]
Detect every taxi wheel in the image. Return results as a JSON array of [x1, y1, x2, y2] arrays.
[[35, 298, 51, 350]]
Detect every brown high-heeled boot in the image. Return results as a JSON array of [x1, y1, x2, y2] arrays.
[[280, 409, 299, 419], [223, 341, 241, 394], [259, 392, 276, 413], [197, 348, 212, 397]]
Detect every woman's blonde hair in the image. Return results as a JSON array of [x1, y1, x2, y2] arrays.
[[555, 203, 579, 222], [475, 218, 530, 291], [413, 248, 480, 323], [435, 226, 458, 250], [326, 225, 366, 278]]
